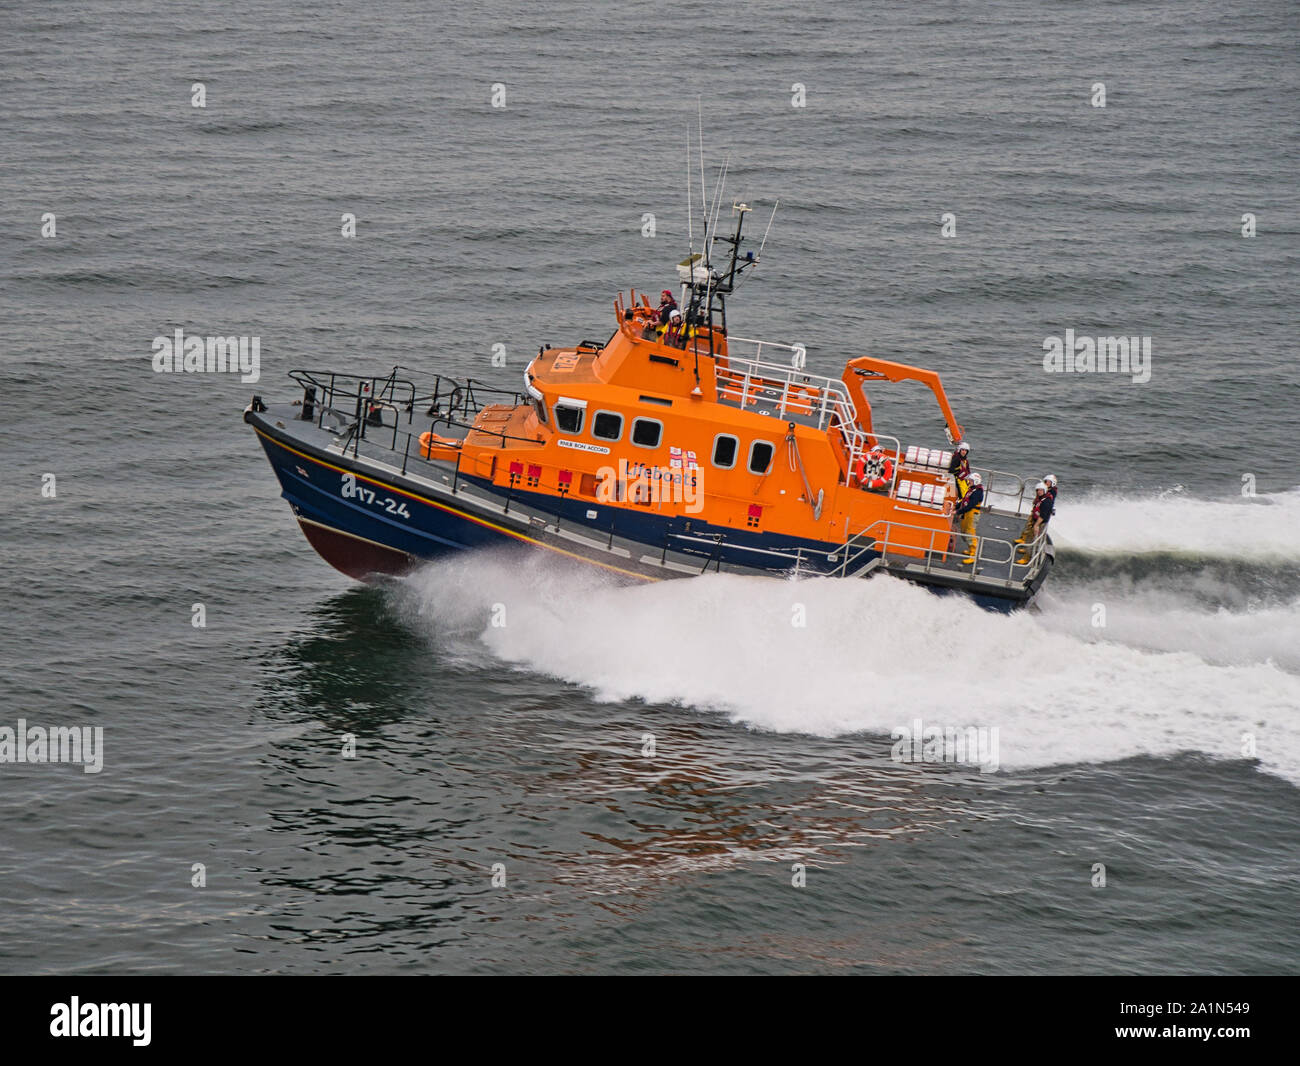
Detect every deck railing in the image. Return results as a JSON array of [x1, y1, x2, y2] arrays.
[[275, 366, 1048, 585], [970, 466, 1038, 515], [716, 340, 855, 434], [285, 367, 536, 474], [830, 515, 1049, 580], [714, 342, 916, 497]]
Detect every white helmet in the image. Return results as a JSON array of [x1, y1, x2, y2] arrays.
[[1035, 480, 1047, 492], [869, 442, 884, 454], [956, 441, 970, 452], [970, 473, 982, 486], [669, 309, 681, 320], [1044, 474, 1057, 486]]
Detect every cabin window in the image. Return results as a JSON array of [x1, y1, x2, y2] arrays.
[[748, 440, 775, 475], [554, 403, 584, 435], [712, 434, 738, 469], [592, 411, 623, 441], [533, 400, 548, 425], [631, 418, 662, 448]]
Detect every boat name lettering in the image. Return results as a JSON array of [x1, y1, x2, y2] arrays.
[[557, 439, 611, 455]]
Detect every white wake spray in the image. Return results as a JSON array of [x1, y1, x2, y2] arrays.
[[395, 487, 1300, 785], [1049, 486, 1300, 559]]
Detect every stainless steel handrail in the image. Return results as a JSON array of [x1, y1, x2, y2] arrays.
[[712, 352, 920, 502], [838, 515, 1048, 580], [841, 428, 905, 498], [714, 350, 855, 434], [970, 466, 1032, 515]]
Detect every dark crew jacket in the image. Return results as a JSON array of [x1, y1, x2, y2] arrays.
[[955, 484, 984, 517]]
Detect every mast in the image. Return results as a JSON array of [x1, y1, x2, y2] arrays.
[[675, 130, 773, 369], [688, 198, 758, 343]]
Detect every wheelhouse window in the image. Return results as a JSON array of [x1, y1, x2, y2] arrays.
[[712, 434, 738, 469], [533, 400, 548, 425], [592, 411, 623, 441], [631, 418, 662, 448], [553, 402, 584, 435], [748, 440, 775, 475]]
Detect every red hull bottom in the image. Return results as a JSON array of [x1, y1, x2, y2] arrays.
[[297, 517, 415, 582]]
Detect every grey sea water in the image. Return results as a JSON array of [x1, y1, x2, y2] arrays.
[[2, 0, 1298, 974]]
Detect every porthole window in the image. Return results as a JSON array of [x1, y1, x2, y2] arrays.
[[748, 440, 775, 474], [592, 411, 623, 441], [712, 434, 738, 469], [554, 403, 584, 434], [631, 418, 663, 448]]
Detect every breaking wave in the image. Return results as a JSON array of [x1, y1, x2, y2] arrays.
[[1049, 485, 1300, 561]]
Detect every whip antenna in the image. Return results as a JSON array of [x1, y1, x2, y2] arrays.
[[698, 99, 707, 221], [705, 156, 730, 268], [757, 200, 779, 258], [685, 127, 694, 258]]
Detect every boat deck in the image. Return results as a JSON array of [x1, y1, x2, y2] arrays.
[[714, 390, 827, 429], [879, 506, 1046, 595]]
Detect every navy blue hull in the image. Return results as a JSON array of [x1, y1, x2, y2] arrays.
[[251, 418, 1038, 612], [255, 429, 529, 578], [252, 424, 847, 583]]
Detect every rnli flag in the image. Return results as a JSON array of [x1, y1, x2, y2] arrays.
[[669, 446, 682, 469]]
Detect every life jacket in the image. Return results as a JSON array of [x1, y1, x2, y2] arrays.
[[657, 298, 677, 325], [957, 483, 984, 516], [949, 451, 970, 479], [1036, 493, 1054, 524]]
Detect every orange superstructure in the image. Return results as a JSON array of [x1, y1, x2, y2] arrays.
[[433, 286, 966, 563], [253, 198, 1053, 610]]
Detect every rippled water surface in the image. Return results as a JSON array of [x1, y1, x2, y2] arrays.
[[1, 0, 1297, 974]]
